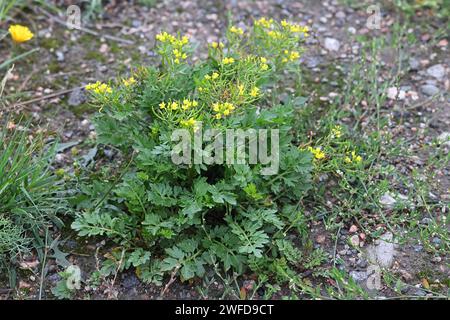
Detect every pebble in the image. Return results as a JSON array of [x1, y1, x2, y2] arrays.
[[68, 87, 87, 106], [350, 235, 360, 247], [420, 84, 439, 96], [335, 11, 346, 19], [366, 232, 396, 268], [431, 256, 442, 263], [409, 57, 420, 70], [324, 37, 340, 52], [437, 132, 450, 147], [379, 192, 396, 209], [426, 64, 446, 79], [349, 271, 367, 282]]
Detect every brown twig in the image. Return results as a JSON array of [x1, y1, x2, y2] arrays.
[[160, 266, 180, 298], [36, 7, 135, 45], [13, 86, 83, 108]]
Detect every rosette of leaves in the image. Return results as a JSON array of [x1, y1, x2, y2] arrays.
[[72, 19, 313, 285]]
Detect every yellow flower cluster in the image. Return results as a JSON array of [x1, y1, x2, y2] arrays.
[[210, 41, 225, 49], [9, 25, 34, 43], [260, 57, 269, 71], [222, 57, 235, 65], [156, 32, 189, 64], [86, 81, 112, 94], [308, 146, 326, 160], [122, 77, 136, 87], [282, 50, 300, 63], [180, 117, 200, 131], [156, 32, 189, 46], [172, 48, 188, 64], [250, 87, 260, 97], [254, 17, 274, 28], [281, 20, 309, 36], [204, 72, 220, 80], [229, 26, 244, 35], [332, 125, 342, 138], [212, 102, 236, 119], [267, 30, 283, 39], [345, 151, 362, 164], [159, 99, 198, 111]]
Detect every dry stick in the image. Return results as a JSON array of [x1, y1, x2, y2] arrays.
[[37, 7, 135, 45], [13, 86, 83, 108], [160, 265, 180, 298]]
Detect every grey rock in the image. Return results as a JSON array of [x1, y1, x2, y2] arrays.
[[437, 132, 450, 147], [336, 11, 346, 19], [350, 271, 367, 282], [366, 232, 396, 268], [55, 51, 65, 62], [413, 245, 423, 252], [121, 273, 140, 289], [379, 192, 396, 209], [426, 64, 445, 79], [421, 84, 439, 96], [324, 37, 340, 52], [409, 58, 420, 70], [68, 88, 86, 106]]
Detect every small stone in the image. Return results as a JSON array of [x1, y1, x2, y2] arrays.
[[432, 237, 441, 245], [438, 39, 448, 47], [426, 64, 445, 79], [99, 43, 109, 54], [420, 84, 439, 96], [324, 38, 340, 52], [400, 270, 413, 281], [336, 11, 346, 19], [350, 271, 367, 282], [380, 193, 396, 209], [437, 132, 450, 147], [347, 27, 356, 34], [349, 225, 358, 233], [316, 234, 326, 244], [431, 256, 442, 263], [409, 57, 420, 70], [387, 87, 405, 100], [350, 235, 360, 247], [420, 217, 432, 225], [68, 88, 86, 106], [366, 232, 396, 268], [55, 51, 65, 62]]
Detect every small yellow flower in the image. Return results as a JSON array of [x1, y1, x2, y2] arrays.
[[122, 77, 136, 87], [345, 151, 363, 164], [222, 57, 235, 65], [9, 25, 34, 43], [307, 146, 325, 160], [159, 102, 166, 109], [170, 101, 179, 110], [332, 125, 342, 138], [229, 26, 244, 35], [211, 72, 219, 80], [267, 30, 282, 39], [238, 84, 245, 96], [211, 41, 224, 49], [254, 17, 273, 28], [85, 81, 112, 94], [250, 87, 260, 97]]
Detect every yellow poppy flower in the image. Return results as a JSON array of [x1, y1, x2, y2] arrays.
[[9, 25, 34, 43]]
